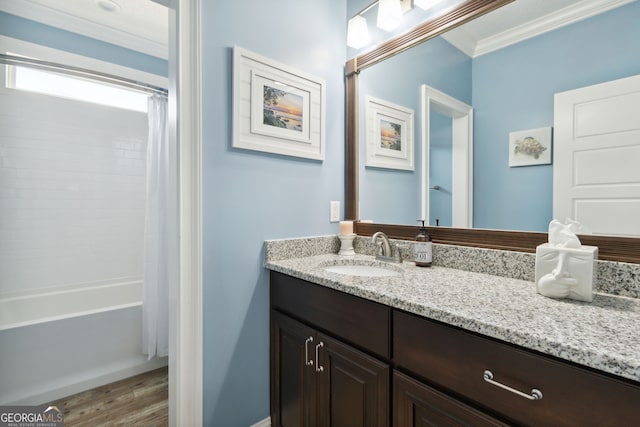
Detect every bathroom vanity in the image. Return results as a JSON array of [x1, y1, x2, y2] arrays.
[[266, 240, 640, 426]]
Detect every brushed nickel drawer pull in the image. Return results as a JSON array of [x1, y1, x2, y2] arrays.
[[304, 336, 314, 366], [315, 342, 325, 372], [483, 370, 543, 401]]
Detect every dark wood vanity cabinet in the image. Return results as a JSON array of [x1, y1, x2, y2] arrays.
[[270, 271, 640, 426], [270, 272, 390, 426]]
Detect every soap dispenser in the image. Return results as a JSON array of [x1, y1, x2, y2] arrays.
[[414, 220, 432, 267]]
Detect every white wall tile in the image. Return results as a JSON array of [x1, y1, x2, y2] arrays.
[[0, 87, 147, 294]]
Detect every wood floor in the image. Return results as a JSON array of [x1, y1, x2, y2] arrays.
[[47, 367, 168, 426]]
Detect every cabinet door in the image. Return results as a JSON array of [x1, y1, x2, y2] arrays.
[[271, 311, 317, 427], [316, 333, 390, 427], [394, 371, 507, 427]]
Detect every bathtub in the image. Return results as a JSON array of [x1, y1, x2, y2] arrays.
[[0, 279, 142, 331], [0, 278, 167, 405]]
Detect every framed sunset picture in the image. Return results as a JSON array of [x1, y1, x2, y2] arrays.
[[262, 85, 304, 133], [250, 74, 310, 143], [233, 46, 325, 160], [365, 96, 414, 170], [379, 119, 402, 151]]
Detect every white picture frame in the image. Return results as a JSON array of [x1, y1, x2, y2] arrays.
[[509, 126, 552, 167], [233, 46, 325, 160], [365, 96, 414, 171]]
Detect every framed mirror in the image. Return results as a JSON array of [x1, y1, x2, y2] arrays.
[[345, 0, 640, 262]]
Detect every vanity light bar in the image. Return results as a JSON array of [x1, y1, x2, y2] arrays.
[[347, 0, 411, 48]]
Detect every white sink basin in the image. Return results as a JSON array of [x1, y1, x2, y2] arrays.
[[323, 264, 401, 277]]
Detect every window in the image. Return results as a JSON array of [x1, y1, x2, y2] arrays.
[[6, 64, 149, 112]]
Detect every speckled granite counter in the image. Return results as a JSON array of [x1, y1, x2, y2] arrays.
[[265, 251, 640, 383]]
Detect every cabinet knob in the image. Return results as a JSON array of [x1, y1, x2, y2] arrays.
[[483, 370, 543, 401], [315, 342, 325, 372], [304, 336, 314, 366]]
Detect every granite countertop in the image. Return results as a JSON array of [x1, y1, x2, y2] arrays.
[[265, 253, 640, 383]]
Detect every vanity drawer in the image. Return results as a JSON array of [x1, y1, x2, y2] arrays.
[[270, 271, 390, 359], [394, 310, 640, 426]]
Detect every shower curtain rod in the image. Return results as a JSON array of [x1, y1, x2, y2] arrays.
[[0, 53, 168, 97]]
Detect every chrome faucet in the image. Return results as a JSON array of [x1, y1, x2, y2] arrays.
[[371, 231, 402, 263]]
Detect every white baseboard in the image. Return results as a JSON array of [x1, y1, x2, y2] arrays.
[[250, 416, 271, 427], [9, 357, 168, 405]]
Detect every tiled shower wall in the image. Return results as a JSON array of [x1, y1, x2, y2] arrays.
[[0, 87, 147, 295]]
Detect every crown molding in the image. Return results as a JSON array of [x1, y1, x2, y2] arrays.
[[0, 1, 168, 59], [443, 0, 634, 58], [439, 24, 477, 57], [475, 0, 634, 57]]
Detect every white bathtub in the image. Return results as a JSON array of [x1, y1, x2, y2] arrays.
[[0, 279, 142, 331], [0, 278, 166, 405]]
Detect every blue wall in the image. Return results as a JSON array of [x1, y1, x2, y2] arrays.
[[200, 1, 346, 425], [473, 1, 640, 231], [358, 36, 471, 224], [0, 11, 167, 76]]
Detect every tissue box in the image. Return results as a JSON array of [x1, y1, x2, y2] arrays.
[[535, 243, 598, 302]]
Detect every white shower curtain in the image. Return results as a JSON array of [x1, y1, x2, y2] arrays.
[[143, 94, 175, 359]]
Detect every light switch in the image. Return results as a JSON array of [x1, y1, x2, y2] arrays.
[[330, 201, 340, 222]]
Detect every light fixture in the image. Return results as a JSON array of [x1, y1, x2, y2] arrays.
[[377, 0, 403, 32], [347, 15, 371, 49], [414, 0, 444, 10], [347, 0, 413, 48], [347, 1, 378, 49]]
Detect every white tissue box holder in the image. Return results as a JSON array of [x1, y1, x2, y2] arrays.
[[535, 243, 598, 302]]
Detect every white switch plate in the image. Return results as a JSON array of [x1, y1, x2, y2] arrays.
[[330, 201, 340, 222]]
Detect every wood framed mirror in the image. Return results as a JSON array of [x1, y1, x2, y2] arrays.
[[345, 0, 640, 263]]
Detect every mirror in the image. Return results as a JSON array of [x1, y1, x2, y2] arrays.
[[353, 0, 640, 234], [345, 0, 640, 262]]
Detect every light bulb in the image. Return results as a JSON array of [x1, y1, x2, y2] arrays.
[[414, 0, 444, 11], [347, 15, 370, 49], [377, 0, 403, 32]]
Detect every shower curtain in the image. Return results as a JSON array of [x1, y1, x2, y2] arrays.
[[143, 94, 175, 359]]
